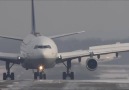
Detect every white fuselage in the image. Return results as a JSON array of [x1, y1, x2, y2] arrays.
[[20, 34, 58, 69]]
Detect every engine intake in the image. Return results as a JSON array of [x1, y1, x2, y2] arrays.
[[86, 58, 97, 71]]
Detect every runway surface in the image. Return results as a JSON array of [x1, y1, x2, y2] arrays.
[[1, 80, 129, 90], [0, 64, 129, 90]]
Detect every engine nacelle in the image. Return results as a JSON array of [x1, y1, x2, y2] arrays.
[[86, 58, 98, 71]]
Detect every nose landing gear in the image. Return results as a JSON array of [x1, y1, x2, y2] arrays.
[[34, 65, 46, 80], [34, 72, 46, 80]]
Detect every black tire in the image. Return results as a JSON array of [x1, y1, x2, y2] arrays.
[[39, 72, 43, 79], [34, 72, 38, 80], [70, 72, 74, 80], [63, 72, 67, 80], [43, 74, 46, 80], [10, 72, 14, 80], [3, 73, 6, 80]]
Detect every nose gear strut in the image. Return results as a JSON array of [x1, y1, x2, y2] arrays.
[[33, 65, 46, 80]]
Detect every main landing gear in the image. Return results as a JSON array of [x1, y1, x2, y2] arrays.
[[62, 59, 74, 80], [3, 62, 14, 80], [34, 65, 46, 80]]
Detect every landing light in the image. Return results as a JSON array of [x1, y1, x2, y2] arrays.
[[18, 56, 21, 60], [39, 65, 44, 71]]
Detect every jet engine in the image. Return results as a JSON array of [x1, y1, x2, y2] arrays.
[[86, 58, 98, 71]]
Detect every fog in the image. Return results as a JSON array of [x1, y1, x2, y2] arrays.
[[0, 0, 129, 40], [0, 0, 129, 65]]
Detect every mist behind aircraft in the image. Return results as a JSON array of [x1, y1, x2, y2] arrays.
[[0, 1, 129, 40]]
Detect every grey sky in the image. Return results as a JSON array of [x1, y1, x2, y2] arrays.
[[0, 0, 129, 40]]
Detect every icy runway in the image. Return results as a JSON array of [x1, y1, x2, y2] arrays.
[[0, 64, 129, 90], [1, 80, 129, 90]]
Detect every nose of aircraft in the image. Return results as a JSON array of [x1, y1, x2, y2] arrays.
[[40, 49, 55, 59]]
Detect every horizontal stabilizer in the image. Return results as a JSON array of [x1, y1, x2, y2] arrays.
[[0, 35, 23, 41], [50, 31, 85, 39]]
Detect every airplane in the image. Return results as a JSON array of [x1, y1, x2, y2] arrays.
[[0, 0, 129, 80]]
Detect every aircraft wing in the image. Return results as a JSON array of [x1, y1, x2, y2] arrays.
[[57, 42, 129, 63], [0, 52, 23, 64], [50, 31, 85, 39], [89, 42, 129, 55], [0, 35, 23, 41], [56, 50, 89, 63]]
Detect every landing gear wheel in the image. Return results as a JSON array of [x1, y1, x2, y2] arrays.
[[34, 72, 46, 80], [62, 72, 74, 80], [3, 72, 14, 80], [34, 72, 38, 80], [70, 72, 74, 80], [63, 72, 67, 80], [3, 62, 15, 80], [3, 73, 6, 80], [39, 72, 46, 79], [62, 59, 75, 80], [39, 72, 43, 79], [10, 72, 14, 80], [43, 74, 46, 80]]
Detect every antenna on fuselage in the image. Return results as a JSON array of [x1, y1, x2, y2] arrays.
[[31, 0, 36, 35]]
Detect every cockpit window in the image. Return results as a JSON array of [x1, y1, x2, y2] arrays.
[[34, 45, 51, 49]]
